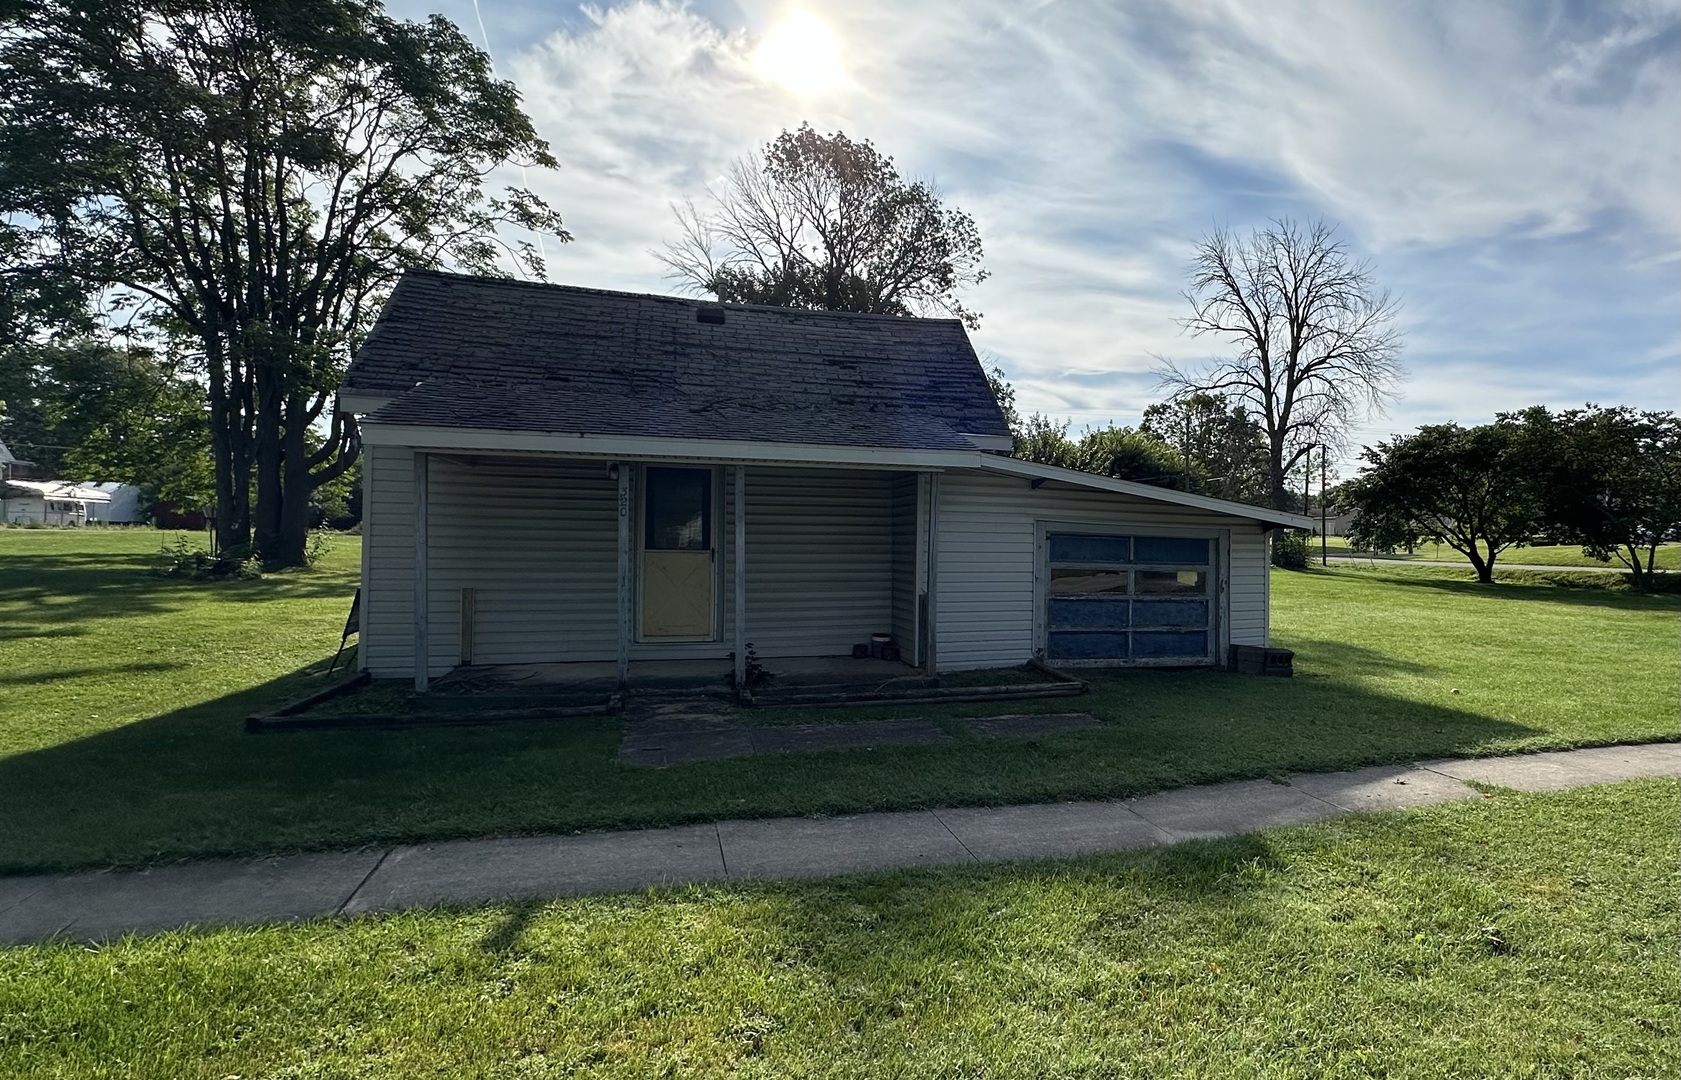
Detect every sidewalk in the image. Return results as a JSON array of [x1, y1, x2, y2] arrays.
[[2, 742, 1676, 946]]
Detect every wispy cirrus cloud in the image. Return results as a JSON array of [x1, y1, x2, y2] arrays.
[[395, 0, 1681, 457]]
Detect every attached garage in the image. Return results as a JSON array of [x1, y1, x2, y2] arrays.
[[931, 460, 1298, 672]]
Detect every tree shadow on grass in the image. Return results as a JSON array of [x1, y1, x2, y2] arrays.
[[0, 552, 357, 638], [1297, 565, 1681, 612], [0, 643, 1565, 877], [0, 660, 186, 687]]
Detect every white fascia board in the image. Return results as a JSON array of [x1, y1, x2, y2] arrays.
[[337, 391, 395, 414], [971, 455, 1316, 529], [360, 422, 975, 470]]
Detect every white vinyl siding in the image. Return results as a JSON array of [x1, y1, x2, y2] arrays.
[[362, 453, 622, 678], [744, 468, 896, 658], [360, 452, 1272, 680], [889, 473, 920, 664], [361, 443, 416, 677], [361, 456, 903, 677], [430, 456, 619, 670], [934, 471, 1271, 671]]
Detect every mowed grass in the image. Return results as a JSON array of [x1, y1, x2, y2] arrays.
[[2, 780, 1675, 1079], [1322, 534, 1681, 570], [0, 529, 1677, 873]]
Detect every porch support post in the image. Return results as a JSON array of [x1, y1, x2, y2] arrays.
[[924, 471, 940, 676], [732, 464, 747, 690], [412, 450, 429, 693], [616, 462, 632, 689]]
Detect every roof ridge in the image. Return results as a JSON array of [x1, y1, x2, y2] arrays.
[[398, 268, 966, 327]]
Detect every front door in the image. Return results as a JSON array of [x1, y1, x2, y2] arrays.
[[640, 467, 715, 639]]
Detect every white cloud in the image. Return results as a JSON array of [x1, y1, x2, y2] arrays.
[[406, 0, 1678, 452]]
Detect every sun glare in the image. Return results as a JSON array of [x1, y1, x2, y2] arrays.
[[754, 11, 845, 95]]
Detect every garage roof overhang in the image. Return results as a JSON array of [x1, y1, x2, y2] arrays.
[[360, 420, 1313, 529], [971, 455, 1316, 530]]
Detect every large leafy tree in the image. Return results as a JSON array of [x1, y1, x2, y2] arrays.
[[1140, 392, 1269, 505], [1531, 405, 1681, 590], [0, 0, 568, 564], [661, 124, 986, 328], [1158, 218, 1403, 510], [1342, 419, 1548, 583]]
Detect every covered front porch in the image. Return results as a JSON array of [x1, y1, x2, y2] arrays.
[[381, 449, 946, 696]]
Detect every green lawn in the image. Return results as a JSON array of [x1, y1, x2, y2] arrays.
[[0, 529, 1677, 874], [2, 780, 1674, 1078], [1321, 534, 1681, 571]]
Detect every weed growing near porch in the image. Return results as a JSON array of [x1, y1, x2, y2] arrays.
[[0, 529, 1676, 873], [2, 781, 1674, 1077]]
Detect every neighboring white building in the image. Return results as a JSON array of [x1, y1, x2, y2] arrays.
[[341, 271, 1312, 689], [83, 482, 145, 523], [0, 479, 113, 526]]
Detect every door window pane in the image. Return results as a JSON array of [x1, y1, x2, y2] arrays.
[[1132, 631, 1209, 658], [1050, 568, 1129, 595], [1135, 569, 1206, 594], [1049, 596, 1130, 630], [1048, 630, 1130, 659], [1133, 536, 1210, 565], [644, 468, 711, 551], [1048, 535, 1130, 564], [1131, 598, 1209, 628]]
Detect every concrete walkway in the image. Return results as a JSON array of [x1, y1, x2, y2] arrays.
[[2, 742, 1675, 946]]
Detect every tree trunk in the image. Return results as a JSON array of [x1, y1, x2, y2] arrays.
[[1466, 545, 1493, 584], [205, 334, 250, 554], [252, 365, 285, 565], [274, 396, 314, 567], [1626, 543, 1651, 591], [1267, 440, 1289, 510]]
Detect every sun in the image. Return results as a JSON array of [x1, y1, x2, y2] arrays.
[[754, 11, 845, 95]]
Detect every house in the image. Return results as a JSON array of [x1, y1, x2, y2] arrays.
[[339, 270, 1312, 692], [0, 479, 112, 526]]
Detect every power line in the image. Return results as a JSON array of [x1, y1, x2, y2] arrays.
[[467, 0, 548, 279]]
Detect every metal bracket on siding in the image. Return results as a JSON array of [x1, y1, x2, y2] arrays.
[[460, 588, 476, 667]]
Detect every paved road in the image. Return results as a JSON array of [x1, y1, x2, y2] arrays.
[[1, 742, 1675, 945]]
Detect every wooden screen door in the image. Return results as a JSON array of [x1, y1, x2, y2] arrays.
[[640, 467, 715, 639]]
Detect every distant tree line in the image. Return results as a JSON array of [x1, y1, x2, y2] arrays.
[[1003, 392, 1272, 503], [1342, 406, 1680, 589]]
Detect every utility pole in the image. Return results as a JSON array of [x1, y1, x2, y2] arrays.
[[1320, 448, 1328, 566], [1303, 447, 1311, 515]]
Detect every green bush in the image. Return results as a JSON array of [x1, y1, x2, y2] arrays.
[[1271, 530, 1309, 569], [152, 535, 261, 580]]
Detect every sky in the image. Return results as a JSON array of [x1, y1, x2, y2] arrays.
[[387, 0, 1680, 469]]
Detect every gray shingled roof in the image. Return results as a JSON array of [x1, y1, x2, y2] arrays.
[[344, 270, 1011, 451]]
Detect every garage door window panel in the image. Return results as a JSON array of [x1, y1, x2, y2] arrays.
[[1044, 532, 1214, 663]]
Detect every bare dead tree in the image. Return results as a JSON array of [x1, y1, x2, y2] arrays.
[[1158, 218, 1403, 509], [660, 125, 986, 327]]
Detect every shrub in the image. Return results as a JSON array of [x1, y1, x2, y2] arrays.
[[152, 534, 261, 580], [1272, 530, 1309, 569]]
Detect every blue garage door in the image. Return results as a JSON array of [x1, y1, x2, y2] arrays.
[[1045, 534, 1213, 662]]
